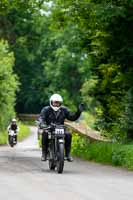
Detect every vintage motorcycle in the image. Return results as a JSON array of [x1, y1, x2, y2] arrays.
[[42, 123, 65, 174], [8, 130, 17, 147]]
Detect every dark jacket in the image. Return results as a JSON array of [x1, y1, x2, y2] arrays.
[[39, 106, 81, 125], [7, 123, 19, 133], [10, 124, 18, 131]]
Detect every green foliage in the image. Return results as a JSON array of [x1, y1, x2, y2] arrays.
[[0, 131, 7, 145], [0, 0, 53, 113], [0, 40, 19, 130], [0, 0, 94, 113], [72, 133, 133, 170], [18, 122, 30, 141], [112, 144, 133, 170], [82, 112, 96, 129], [0, 0, 133, 142], [72, 133, 112, 164], [81, 77, 98, 113], [122, 88, 133, 139], [53, 0, 133, 139]]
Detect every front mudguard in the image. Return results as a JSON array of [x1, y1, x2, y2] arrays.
[[58, 138, 64, 144]]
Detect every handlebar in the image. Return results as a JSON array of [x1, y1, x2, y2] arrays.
[[35, 120, 66, 129]]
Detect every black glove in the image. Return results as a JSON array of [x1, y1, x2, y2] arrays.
[[78, 103, 84, 112], [40, 123, 47, 129]]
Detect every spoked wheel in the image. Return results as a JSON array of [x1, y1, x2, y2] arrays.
[[57, 143, 64, 174]]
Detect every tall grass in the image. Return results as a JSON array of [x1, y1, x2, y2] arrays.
[[18, 122, 30, 141], [0, 131, 7, 145], [72, 133, 133, 170]]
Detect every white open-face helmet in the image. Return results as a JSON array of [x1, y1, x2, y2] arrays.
[[50, 94, 63, 111], [12, 118, 17, 123]]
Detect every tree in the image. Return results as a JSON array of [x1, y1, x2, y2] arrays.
[[0, 40, 19, 130], [51, 0, 133, 139]]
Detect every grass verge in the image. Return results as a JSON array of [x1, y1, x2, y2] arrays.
[[18, 122, 30, 141], [0, 131, 7, 145], [72, 133, 133, 170]]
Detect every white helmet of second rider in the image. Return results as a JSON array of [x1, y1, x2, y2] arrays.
[[12, 118, 17, 123], [50, 94, 63, 111]]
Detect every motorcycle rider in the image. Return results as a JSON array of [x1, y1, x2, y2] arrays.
[[38, 93, 84, 162], [7, 118, 19, 144]]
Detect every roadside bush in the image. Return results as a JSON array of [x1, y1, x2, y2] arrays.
[[0, 40, 19, 130], [82, 112, 96, 129], [18, 122, 30, 141], [72, 133, 133, 170], [0, 131, 7, 145]]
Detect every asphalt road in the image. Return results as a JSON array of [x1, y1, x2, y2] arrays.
[[0, 127, 133, 200]]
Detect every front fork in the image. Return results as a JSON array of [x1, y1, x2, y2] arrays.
[[49, 137, 64, 160], [56, 137, 64, 159]]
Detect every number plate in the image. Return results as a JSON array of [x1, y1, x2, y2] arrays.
[[55, 128, 64, 135]]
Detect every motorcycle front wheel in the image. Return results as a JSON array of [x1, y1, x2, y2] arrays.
[[9, 136, 14, 147], [49, 159, 56, 170], [48, 142, 56, 170], [57, 142, 64, 174]]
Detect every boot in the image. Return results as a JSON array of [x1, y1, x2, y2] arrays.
[[65, 146, 73, 162], [66, 154, 73, 162], [41, 151, 47, 161], [41, 140, 48, 161]]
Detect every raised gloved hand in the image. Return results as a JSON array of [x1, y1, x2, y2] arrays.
[[78, 103, 84, 112]]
